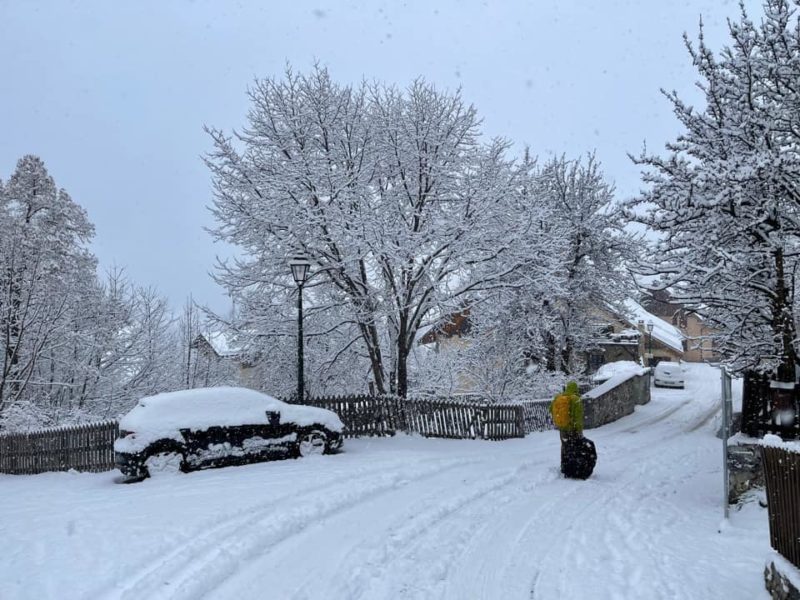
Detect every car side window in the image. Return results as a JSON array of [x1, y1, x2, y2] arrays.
[[266, 411, 280, 427]]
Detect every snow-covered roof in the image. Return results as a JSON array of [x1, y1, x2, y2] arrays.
[[197, 331, 241, 357], [622, 299, 685, 353], [414, 322, 437, 344], [604, 328, 639, 345], [415, 310, 470, 344]]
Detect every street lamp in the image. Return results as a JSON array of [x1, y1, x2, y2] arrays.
[[289, 254, 311, 402], [646, 320, 654, 367]]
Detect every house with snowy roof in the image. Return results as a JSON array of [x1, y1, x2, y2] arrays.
[[189, 331, 255, 388], [416, 309, 471, 349], [416, 300, 686, 374], [191, 331, 241, 360], [640, 289, 721, 363], [587, 299, 685, 371]]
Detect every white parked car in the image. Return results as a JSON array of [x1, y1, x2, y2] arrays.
[[653, 361, 685, 388], [114, 387, 344, 482]]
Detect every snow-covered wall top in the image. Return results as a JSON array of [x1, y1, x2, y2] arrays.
[[591, 360, 642, 383], [760, 433, 800, 455], [584, 367, 649, 400]]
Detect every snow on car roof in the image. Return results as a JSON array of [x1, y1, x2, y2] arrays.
[[118, 387, 343, 447]]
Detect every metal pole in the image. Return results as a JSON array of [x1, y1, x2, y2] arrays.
[[297, 283, 304, 402], [721, 367, 732, 519], [648, 333, 653, 366]]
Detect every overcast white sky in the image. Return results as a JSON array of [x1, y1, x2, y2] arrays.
[[0, 0, 759, 312]]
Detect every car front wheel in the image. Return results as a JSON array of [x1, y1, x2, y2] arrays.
[[297, 430, 327, 458], [144, 451, 186, 477]]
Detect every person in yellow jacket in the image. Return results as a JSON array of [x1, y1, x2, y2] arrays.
[[550, 380, 583, 438], [550, 380, 587, 475]]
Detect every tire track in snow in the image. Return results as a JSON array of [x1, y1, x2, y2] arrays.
[[613, 396, 692, 434], [328, 456, 560, 600], [334, 391, 705, 599], [535, 443, 709, 598], [346, 392, 701, 599], [105, 457, 480, 600], [445, 389, 718, 599], [685, 398, 721, 432], [93, 460, 404, 600]]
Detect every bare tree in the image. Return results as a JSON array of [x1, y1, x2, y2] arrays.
[[206, 67, 539, 396]]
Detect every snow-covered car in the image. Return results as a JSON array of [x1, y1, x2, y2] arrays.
[[114, 387, 344, 482], [653, 361, 685, 388]]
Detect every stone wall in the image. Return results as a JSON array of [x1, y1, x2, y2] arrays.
[[727, 439, 764, 503], [583, 371, 651, 429], [765, 556, 800, 599]]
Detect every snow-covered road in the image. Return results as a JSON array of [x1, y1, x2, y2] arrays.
[[1, 364, 771, 599]]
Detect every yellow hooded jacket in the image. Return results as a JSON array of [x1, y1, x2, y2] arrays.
[[549, 381, 584, 434]]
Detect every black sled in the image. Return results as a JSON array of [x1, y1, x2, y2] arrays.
[[561, 436, 597, 480]]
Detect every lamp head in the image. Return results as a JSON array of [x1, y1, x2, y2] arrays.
[[289, 254, 311, 286]]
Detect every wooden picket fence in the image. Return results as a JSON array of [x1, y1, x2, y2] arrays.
[[303, 394, 528, 440], [761, 445, 800, 570], [404, 398, 524, 440], [0, 395, 539, 475], [0, 420, 118, 475], [301, 394, 405, 438], [513, 399, 555, 434]]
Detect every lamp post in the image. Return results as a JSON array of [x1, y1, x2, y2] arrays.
[[289, 254, 311, 402], [646, 320, 654, 367], [637, 319, 645, 364]]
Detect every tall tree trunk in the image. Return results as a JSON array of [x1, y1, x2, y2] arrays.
[[396, 312, 409, 397], [773, 247, 797, 381], [360, 321, 386, 395]]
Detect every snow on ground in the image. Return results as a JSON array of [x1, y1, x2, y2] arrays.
[[0, 364, 770, 599]]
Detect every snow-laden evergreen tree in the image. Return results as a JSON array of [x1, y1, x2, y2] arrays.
[[0, 156, 97, 426], [0, 158, 189, 431], [629, 0, 800, 378], [206, 67, 540, 397]]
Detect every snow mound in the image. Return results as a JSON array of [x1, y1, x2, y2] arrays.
[[585, 367, 648, 400], [592, 360, 643, 383], [760, 433, 800, 454]]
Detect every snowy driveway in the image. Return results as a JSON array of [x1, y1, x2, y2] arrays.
[[1, 364, 770, 599]]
